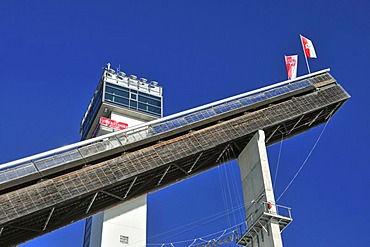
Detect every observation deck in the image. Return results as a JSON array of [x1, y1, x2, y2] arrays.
[[0, 69, 349, 245]]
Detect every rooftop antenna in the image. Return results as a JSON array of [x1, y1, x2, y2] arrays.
[[117, 64, 121, 73], [106, 63, 111, 70]]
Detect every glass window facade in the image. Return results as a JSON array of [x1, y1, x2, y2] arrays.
[[80, 81, 162, 140], [105, 83, 162, 117]]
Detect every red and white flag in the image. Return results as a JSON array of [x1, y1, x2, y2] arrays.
[[285, 55, 298, 79], [300, 35, 317, 58]]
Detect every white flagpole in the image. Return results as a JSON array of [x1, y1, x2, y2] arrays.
[[284, 55, 289, 80], [300, 35, 311, 74]]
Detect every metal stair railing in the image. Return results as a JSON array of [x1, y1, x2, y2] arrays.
[[236, 202, 293, 246]]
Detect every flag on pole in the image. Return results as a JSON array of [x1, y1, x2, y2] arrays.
[[285, 55, 298, 80], [300, 35, 317, 58]]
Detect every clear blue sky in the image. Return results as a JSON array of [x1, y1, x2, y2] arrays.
[[0, 1, 368, 246]]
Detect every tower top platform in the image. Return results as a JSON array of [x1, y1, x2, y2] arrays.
[[80, 63, 163, 139]]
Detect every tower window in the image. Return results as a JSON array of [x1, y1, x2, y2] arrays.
[[130, 92, 137, 100]]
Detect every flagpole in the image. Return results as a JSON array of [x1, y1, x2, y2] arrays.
[[300, 35, 311, 74], [304, 54, 311, 74]]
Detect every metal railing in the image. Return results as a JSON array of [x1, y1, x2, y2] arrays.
[[0, 69, 331, 189], [246, 201, 292, 226], [261, 201, 292, 219]]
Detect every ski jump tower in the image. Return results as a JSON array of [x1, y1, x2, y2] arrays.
[[81, 63, 163, 247], [79, 64, 291, 247]]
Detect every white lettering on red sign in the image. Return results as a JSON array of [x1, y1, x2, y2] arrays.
[[100, 117, 128, 130]]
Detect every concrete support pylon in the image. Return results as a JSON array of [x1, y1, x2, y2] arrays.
[[237, 130, 283, 247], [86, 195, 147, 247]]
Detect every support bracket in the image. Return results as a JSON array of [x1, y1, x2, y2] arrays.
[[124, 176, 138, 199], [43, 207, 55, 231], [86, 192, 98, 214], [157, 165, 171, 186], [188, 152, 203, 173]]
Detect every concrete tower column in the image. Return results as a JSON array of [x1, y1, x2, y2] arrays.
[[88, 195, 147, 247], [237, 130, 283, 247], [81, 64, 163, 247]]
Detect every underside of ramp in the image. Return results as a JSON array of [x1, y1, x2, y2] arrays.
[[0, 81, 349, 246]]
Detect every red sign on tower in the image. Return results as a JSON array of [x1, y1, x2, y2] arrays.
[[100, 117, 128, 130]]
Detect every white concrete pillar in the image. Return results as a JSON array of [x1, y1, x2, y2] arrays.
[[237, 130, 283, 247], [88, 195, 147, 247]]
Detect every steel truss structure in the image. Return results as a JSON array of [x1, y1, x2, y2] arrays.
[[0, 70, 349, 245]]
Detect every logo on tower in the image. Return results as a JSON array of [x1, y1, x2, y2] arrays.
[[100, 117, 128, 130]]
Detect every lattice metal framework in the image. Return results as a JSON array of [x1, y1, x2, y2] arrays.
[[0, 72, 349, 246]]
